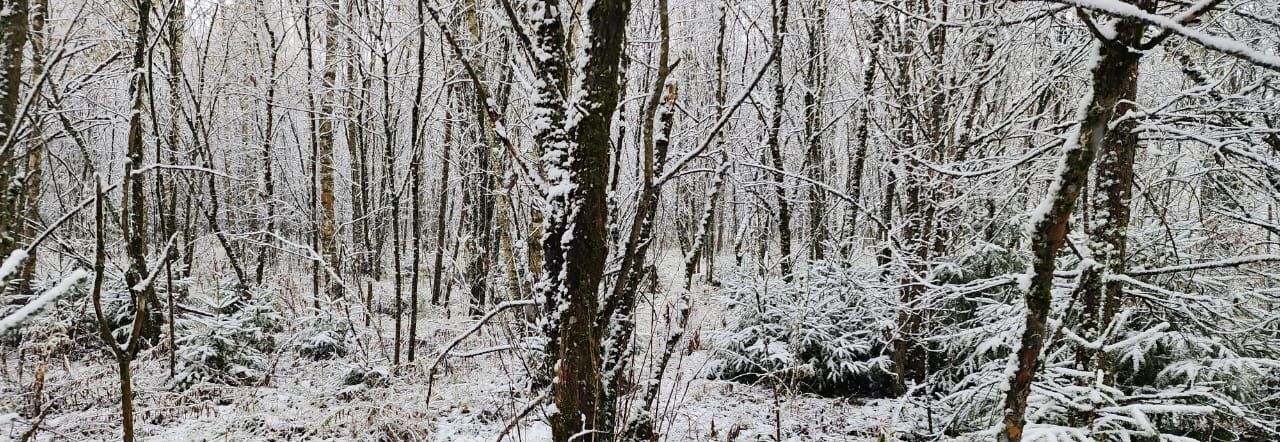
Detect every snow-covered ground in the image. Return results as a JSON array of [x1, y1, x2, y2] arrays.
[[1, 252, 927, 441]]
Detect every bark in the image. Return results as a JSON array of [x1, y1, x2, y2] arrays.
[[624, 153, 730, 441], [1000, 10, 1145, 440], [254, 0, 277, 285], [91, 180, 146, 442], [407, 0, 427, 362], [430, 102, 453, 307], [345, 11, 369, 278], [842, 14, 884, 253], [705, 4, 729, 286], [531, 0, 571, 392], [379, 45, 403, 364], [460, 0, 498, 319], [123, 0, 162, 343], [767, 0, 793, 281], [302, 0, 321, 308], [1076, 0, 1145, 395], [600, 0, 673, 403], [17, 0, 47, 293], [886, 2, 919, 395], [0, 0, 29, 274], [803, 0, 828, 261], [540, 0, 632, 438], [317, 0, 341, 300]]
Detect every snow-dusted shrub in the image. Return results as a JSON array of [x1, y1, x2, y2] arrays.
[[1, 273, 175, 352], [938, 234, 1280, 440], [175, 281, 281, 389], [295, 312, 353, 360], [710, 262, 896, 396]]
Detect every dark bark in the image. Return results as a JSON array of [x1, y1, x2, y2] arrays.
[[123, 0, 162, 343], [16, 0, 47, 294], [407, 0, 427, 362], [767, 0, 793, 281], [541, 0, 632, 438], [430, 101, 453, 307], [0, 0, 29, 285], [803, 0, 828, 261], [843, 14, 883, 255], [1000, 9, 1145, 440]]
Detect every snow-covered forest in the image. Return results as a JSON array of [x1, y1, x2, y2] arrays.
[[2, 0, 1280, 439]]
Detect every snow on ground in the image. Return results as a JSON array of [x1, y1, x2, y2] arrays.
[[1, 251, 927, 441]]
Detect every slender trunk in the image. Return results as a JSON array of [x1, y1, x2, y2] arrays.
[[430, 103, 453, 307], [407, 0, 427, 362], [462, 0, 496, 319], [767, 0, 793, 280], [624, 151, 730, 442], [317, 0, 341, 300], [302, 0, 321, 309], [842, 15, 883, 254], [124, 0, 161, 343], [886, 3, 917, 395], [382, 49, 403, 365], [346, 44, 367, 278], [254, 0, 277, 285], [17, 0, 47, 294], [705, 4, 729, 286], [93, 177, 146, 442], [600, 0, 673, 399], [803, 0, 828, 261], [1000, 14, 1145, 441]]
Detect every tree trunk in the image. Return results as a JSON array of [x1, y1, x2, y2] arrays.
[[803, 0, 828, 261], [843, 14, 883, 256], [123, 0, 162, 343], [540, 0, 632, 438], [767, 0, 793, 281], [317, 0, 341, 300], [0, 0, 29, 275], [1076, 1, 1144, 397], [17, 0, 47, 294], [407, 0, 427, 362], [254, 0, 277, 285], [430, 101, 453, 307], [1000, 12, 1144, 440]]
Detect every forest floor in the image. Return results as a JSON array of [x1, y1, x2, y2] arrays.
[[2, 251, 929, 441]]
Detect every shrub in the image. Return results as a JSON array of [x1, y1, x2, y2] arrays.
[[174, 281, 281, 389], [710, 262, 897, 396]]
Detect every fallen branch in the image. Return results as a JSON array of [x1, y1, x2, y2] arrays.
[[422, 299, 537, 413], [494, 390, 548, 442]]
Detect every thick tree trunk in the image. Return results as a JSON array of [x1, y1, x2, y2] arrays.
[[1076, 4, 1144, 397], [531, 0, 571, 392], [540, 0, 632, 438], [0, 0, 29, 274]]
